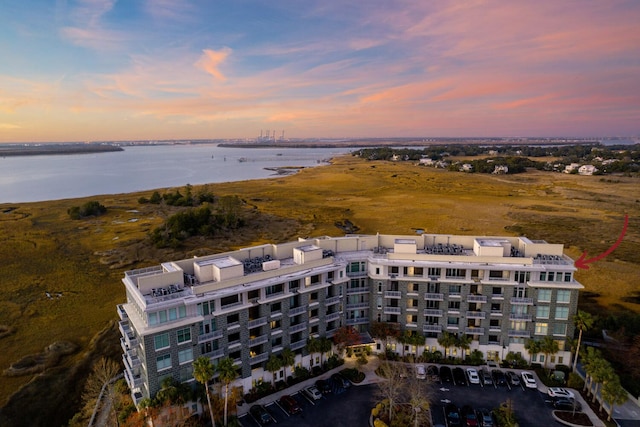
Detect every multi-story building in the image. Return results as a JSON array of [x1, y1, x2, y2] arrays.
[[118, 233, 582, 403]]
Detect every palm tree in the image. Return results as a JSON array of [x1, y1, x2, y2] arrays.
[[591, 360, 614, 404], [582, 346, 603, 395], [524, 339, 541, 365], [398, 330, 413, 357], [318, 336, 333, 365], [265, 354, 283, 387], [539, 336, 559, 373], [572, 310, 594, 373], [217, 357, 238, 427], [280, 347, 296, 381], [437, 331, 457, 358], [193, 356, 216, 427], [456, 334, 472, 361], [306, 336, 320, 367], [601, 376, 628, 421]]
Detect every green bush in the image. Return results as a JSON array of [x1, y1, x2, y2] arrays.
[[67, 201, 107, 219], [567, 372, 585, 390]]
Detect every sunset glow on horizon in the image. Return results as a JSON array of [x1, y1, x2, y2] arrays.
[[1, 1, 639, 143]]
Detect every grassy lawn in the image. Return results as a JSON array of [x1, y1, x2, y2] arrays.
[[0, 155, 638, 422]]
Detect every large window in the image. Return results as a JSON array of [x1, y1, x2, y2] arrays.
[[535, 323, 548, 335], [537, 289, 552, 302], [428, 268, 441, 277], [177, 328, 191, 344], [448, 285, 462, 295], [556, 290, 571, 303], [221, 294, 241, 308], [154, 333, 170, 350], [178, 348, 193, 364], [536, 306, 550, 319], [157, 354, 171, 370], [555, 306, 569, 320], [149, 306, 187, 326], [553, 323, 567, 336]]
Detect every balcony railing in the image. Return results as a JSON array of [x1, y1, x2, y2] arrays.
[[325, 312, 341, 322], [466, 311, 486, 320], [250, 353, 269, 364], [509, 313, 533, 321], [291, 339, 307, 350], [490, 310, 503, 316], [346, 302, 369, 309], [288, 306, 307, 317], [325, 295, 342, 305], [423, 324, 442, 333], [491, 294, 504, 300], [346, 286, 369, 295], [198, 330, 223, 343], [289, 323, 307, 333], [508, 329, 531, 338], [384, 290, 402, 299], [205, 348, 225, 360], [424, 308, 443, 317], [117, 304, 128, 321], [424, 293, 444, 301], [511, 297, 534, 305], [345, 317, 369, 325], [467, 295, 488, 303], [249, 335, 268, 347], [248, 317, 267, 328], [383, 306, 401, 314], [465, 327, 485, 335]]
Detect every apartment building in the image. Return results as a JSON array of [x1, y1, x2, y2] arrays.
[[118, 233, 582, 403]]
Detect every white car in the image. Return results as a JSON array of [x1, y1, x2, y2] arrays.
[[416, 364, 426, 380], [521, 371, 537, 389], [466, 367, 480, 384], [548, 387, 575, 399], [303, 385, 322, 400]]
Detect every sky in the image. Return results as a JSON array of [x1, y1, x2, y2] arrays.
[[1, 0, 640, 143]]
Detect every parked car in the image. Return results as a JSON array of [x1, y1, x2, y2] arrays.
[[492, 369, 507, 386], [453, 367, 467, 386], [506, 371, 520, 387], [427, 365, 440, 382], [440, 366, 453, 383], [331, 372, 351, 388], [279, 395, 302, 415], [548, 387, 575, 399], [250, 404, 272, 425], [303, 385, 322, 400], [315, 379, 332, 395], [445, 403, 462, 427], [466, 367, 480, 385], [476, 408, 494, 427], [416, 364, 426, 380], [521, 371, 537, 389], [461, 405, 479, 427], [553, 398, 582, 411], [480, 369, 493, 385]]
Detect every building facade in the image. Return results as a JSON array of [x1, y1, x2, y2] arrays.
[[118, 233, 582, 403]]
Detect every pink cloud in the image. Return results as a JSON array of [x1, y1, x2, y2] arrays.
[[196, 48, 232, 81]]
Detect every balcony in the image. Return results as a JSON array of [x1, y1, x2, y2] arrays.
[[424, 293, 444, 301], [346, 302, 369, 309], [325, 312, 341, 322], [490, 310, 503, 316], [423, 308, 443, 317], [250, 353, 269, 364], [465, 327, 485, 335], [124, 350, 141, 369], [466, 311, 486, 320], [198, 330, 223, 343], [117, 304, 128, 321], [449, 293, 462, 298], [511, 297, 534, 305], [291, 339, 306, 350], [491, 294, 504, 300], [289, 323, 307, 334], [346, 286, 369, 295], [248, 317, 267, 328], [508, 329, 531, 338], [467, 295, 488, 303], [384, 290, 402, 299], [203, 348, 225, 360], [423, 324, 442, 333], [288, 306, 307, 317], [123, 366, 143, 389], [346, 317, 369, 325], [325, 295, 341, 305], [249, 334, 268, 347], [509, 313, 533, 321], [383, 306, 401, 314]]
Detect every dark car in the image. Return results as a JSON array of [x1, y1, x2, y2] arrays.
[[492, 369, 507, 386], [480, 369, 493, 385], [445, 403, 461, 427], [332, 372, 351, 389], [476, 408, 494, 427], [440, 366, 453, 383], [250, 404, 272, 425], [279, 395, 302, 415], [506, 371, 520, 387], [461, 405, 478, 427], [453, 367, 467, 386], [315, 379, 332, 394], [427, 365, 440, 382], [553, 398, 582, 411]]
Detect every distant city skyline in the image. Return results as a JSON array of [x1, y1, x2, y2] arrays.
[[1, 1, 639, 143]]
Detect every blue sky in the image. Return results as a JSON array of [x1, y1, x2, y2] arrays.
[[1, 0, 639, 142]]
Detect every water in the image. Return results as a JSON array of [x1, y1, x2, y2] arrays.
[[0, 144, 353, 203]]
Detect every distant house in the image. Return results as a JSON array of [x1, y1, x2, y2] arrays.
[[563, 163, 580, 173], [578, 165, 598, 175], [492, 165, 509, 174], [419, 158, 435, 166], [460, 163, 473, 172]]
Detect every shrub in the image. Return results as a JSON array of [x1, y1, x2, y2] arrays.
[[357, 354, 368, 365], [67, 201, 107, 219], [567, 372, 585, 390]]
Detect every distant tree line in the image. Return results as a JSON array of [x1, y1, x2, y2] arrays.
[[138, 184, 215, 206], [67, 201, 107, 220]]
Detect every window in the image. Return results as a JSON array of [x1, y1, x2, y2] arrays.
[[266, 283, 284, 296], [227, 313, 240, 324], [553, 323, 567, 335], [564, 273, 572, 282], [221, 294, 240, 308], [310, 274, 320, 284], [197, 300, 215, 315], [390, 266, 399, 274], [492, 287, 503, 296], [408, 299, 419, 308], [414, 267, 424, 275], [270, 319, 281, 329], [271, 302, 282, 313], [557, 290, 570, 303], [447, 317, 459, 326], [310, 292, 318, 302], [515, 271, 530, 283], [157, 354, 171, 370], [154, 333, 170, 350], [289, 279, 300, 290], [489, 270, 504, 279], [428, 268, 441, 277], [448, 301, 461, 310], [547, 272, 555, 282], [309, 308, 318, 318], [407, 315, 418, 324], [537, 289, 552, 302], [177, 328, 191, 344], [539, 272, 546, 281], [535, 322, 548, 335], [490, 319, 500, 328], [375, 267, 380, 275], [228, 332, 240, 343], [536, 306, 550, 319], [448, 285, 461, 295], [446, 268, 465, 278], [178, 348, 193, 364], [555, 306, 569, 320], [271, 336, 282, 347]]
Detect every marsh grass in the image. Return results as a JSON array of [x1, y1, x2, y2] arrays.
[[0, 155, 637, 424]]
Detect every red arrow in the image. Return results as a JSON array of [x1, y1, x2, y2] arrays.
[[575, 214, 629, 270]]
